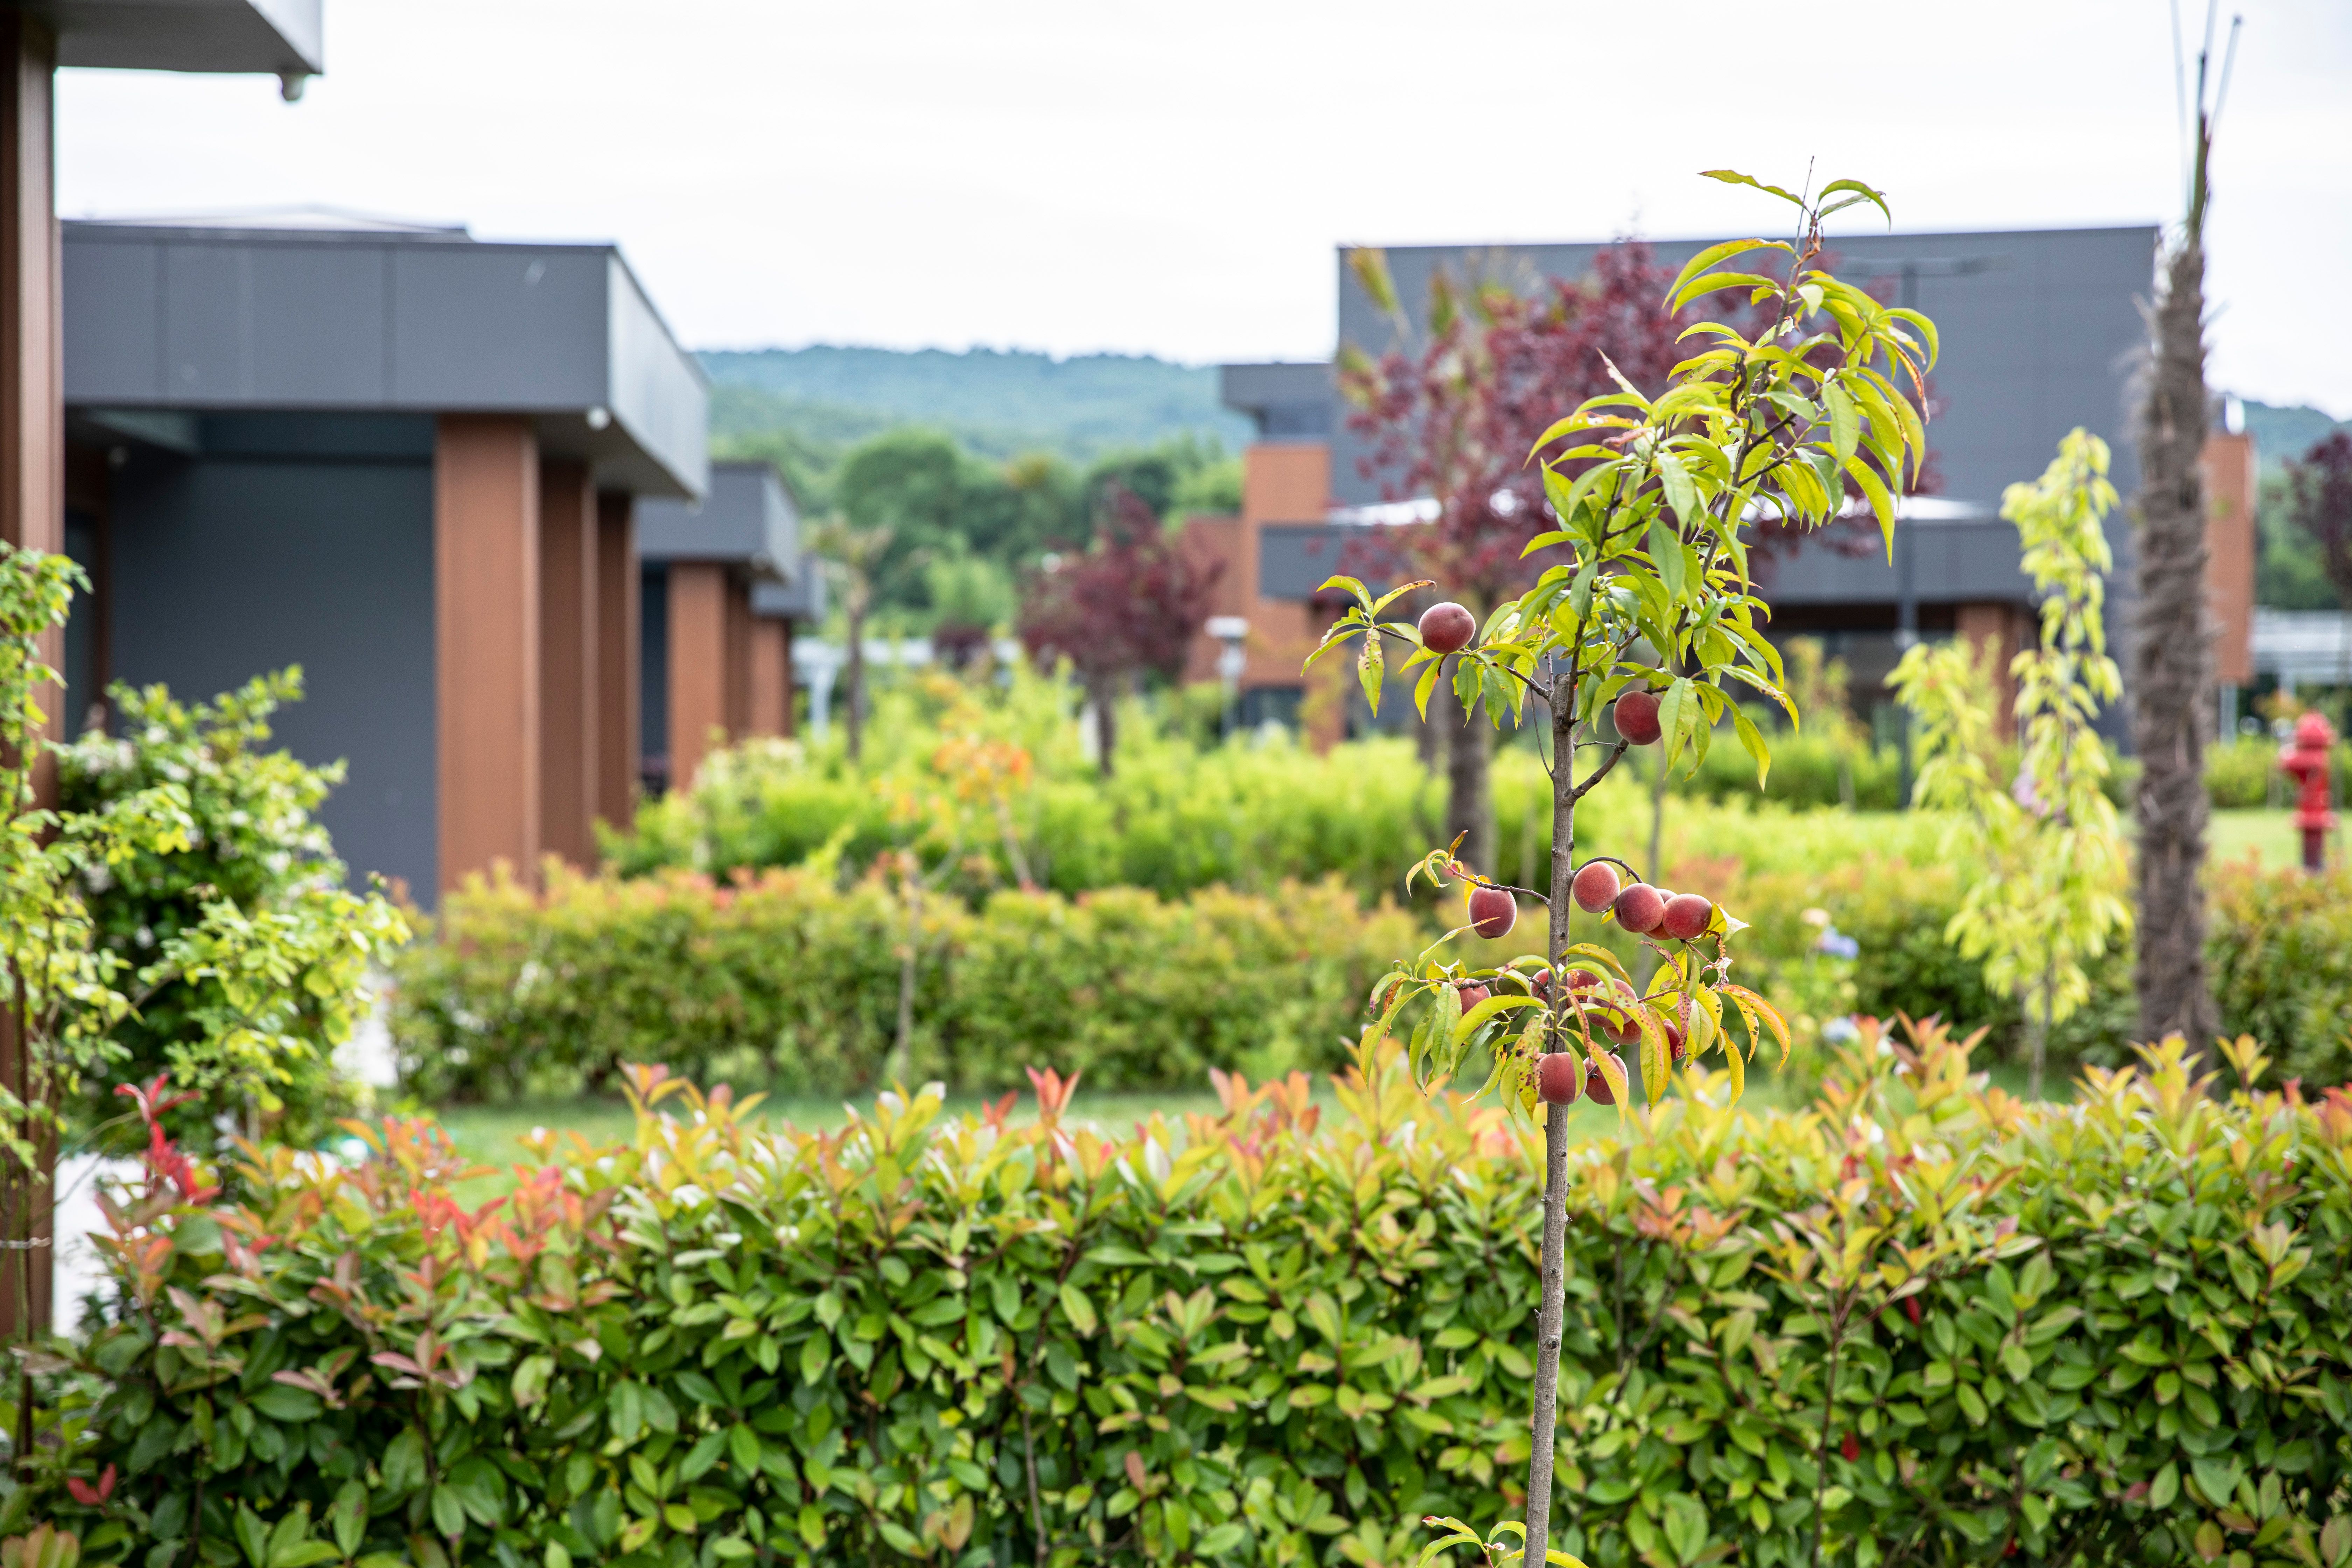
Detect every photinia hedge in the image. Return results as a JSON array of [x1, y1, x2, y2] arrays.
[[14, 1022, 2352, 1568]]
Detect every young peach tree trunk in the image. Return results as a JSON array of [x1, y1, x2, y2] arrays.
[[1520, 676, 1582, 1563]]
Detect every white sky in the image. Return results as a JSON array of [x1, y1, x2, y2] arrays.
[[55, 0, 2352, 416]]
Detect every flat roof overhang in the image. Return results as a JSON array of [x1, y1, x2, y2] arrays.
[[639, 461, 797, 584], [1258, 503, 2031, 609], [63, 220, 708, 499], [751, 571, 825, 623], [49, 0, 322, 76]]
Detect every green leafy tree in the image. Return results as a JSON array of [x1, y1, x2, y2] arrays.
[[1892, 430, 2132, 1098], [58, 671, 411, 1161], [834, 428, 968, 606], [2, 547, 408, 1372], [0, 547, 194, 1355], [809, 518, 893, 766], [1310, 168, 1938, 1566]]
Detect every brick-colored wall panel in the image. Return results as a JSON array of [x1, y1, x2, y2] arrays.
[[594, 492, 637, 831], [667, 562, 728, 791], [436, 415, 540, 891], [537, 459, 597, 869]]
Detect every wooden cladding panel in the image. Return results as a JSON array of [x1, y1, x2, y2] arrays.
[[666, 562, 728, 792], [435, 416, 540, 891], [594, 491, 637, 830]]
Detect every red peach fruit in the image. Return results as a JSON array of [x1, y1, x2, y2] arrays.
[[1571, 860, 1621, 913], [1612, 882, 1667, 934], [1615, 688, 1663, 745], [1467, 885, 1517, 940], [1585, 1052, 1628, 1105], [1536, 1052, 1582, 1105], [1419, 602, 1477, 655], [1660, 892, 1715, 941]]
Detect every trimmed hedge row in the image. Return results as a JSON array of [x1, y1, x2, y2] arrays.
[[2210, 860, 2352, 1084], [20, 1026, 2352, 1568], [392, 849, 2352, 1103], [390, 866, 1420, 1101]]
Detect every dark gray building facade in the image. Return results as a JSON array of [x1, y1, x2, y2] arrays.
[[62, 217, 707, 899], [1224, 224, 2161, 736]]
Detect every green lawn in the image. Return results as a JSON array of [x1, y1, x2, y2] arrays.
[[2208, 807, 2338, 870]]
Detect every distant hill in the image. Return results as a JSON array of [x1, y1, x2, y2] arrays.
[[2244, 400, 2351, 474], [697, 345, 1256, 466]]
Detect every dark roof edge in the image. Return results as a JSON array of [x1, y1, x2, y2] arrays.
[[1343, 222, 2166, 255]]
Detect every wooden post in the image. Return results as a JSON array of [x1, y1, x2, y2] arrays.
[[0, 8, 57, 1345], [537, 458, 597, 870], [594, 491, 637, 830], [749, 616, 791, 737], [723, 573, 752, 741], [667, 562, 728, 792], [435, 416, 541, 893]]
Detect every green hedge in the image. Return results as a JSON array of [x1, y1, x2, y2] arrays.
[[2210, 859, 2352, 1083], [607, 674, 2308, 908], [390, 866, 1420, 1101], [2202, 734, 2352, 810], [392, 843, 2352, 1104], [22, 1027, 2352, 1568], [602, 672, 1912, 905], [1717, 858, 2138, 1073], [603, 677, 1477, 908]]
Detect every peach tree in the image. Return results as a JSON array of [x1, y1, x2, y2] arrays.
[[1307, 169, 1940, 1568]]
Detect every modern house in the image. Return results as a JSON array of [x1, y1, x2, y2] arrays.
[[1, 0, 324, 680], [1194, 226, 2260, 747], [637, 458, 821, 792], [60, 216, 708, 900], [0, 0, 328, 1348]]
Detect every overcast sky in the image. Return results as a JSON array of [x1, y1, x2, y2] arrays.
[[55, 0, 2352, 416]]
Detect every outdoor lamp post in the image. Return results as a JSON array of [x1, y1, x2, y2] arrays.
[[2278, 711, 2338, 872], [1206, 616, 1249, 740]]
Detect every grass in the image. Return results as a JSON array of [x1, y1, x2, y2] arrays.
[[2208, 807, 2345, 870]]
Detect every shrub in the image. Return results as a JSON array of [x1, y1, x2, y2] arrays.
[[608, 724, 1458, 912], [1656, 855, 2139, 1080], [2205, 735, 2278, 809], [21, 1028, 2352, 1568], [2198, 735, 2352, 810], [406, 829, 2352, 1108], [2209, 857, 2352, 1083], [390, 865, 1420, 1100], [56, 673, 410, 1161], [1669, 728, 1904, 810], [602, 665, 1928, 907]]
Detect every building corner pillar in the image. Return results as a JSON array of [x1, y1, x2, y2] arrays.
[[594, 491, 638, 830], [435, 416, 542, 894], [749, 616, 790, 737], [0, 5, 57, 1343], [537, 458, 596, 870], [667, 562, 728, 791]]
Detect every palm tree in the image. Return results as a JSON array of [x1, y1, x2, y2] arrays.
[[810, 518, 892, 766], [2128, 12, 2238, 1049]]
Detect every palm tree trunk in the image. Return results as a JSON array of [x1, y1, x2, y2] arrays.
[[1089, 674, 1118, 780], [2128, 227, 2219, 1051], [1439, 674, 1493, 874], [844, 602, 868, 767]]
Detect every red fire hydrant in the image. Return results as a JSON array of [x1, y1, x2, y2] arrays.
[[2278, 712, 2338, 872]]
